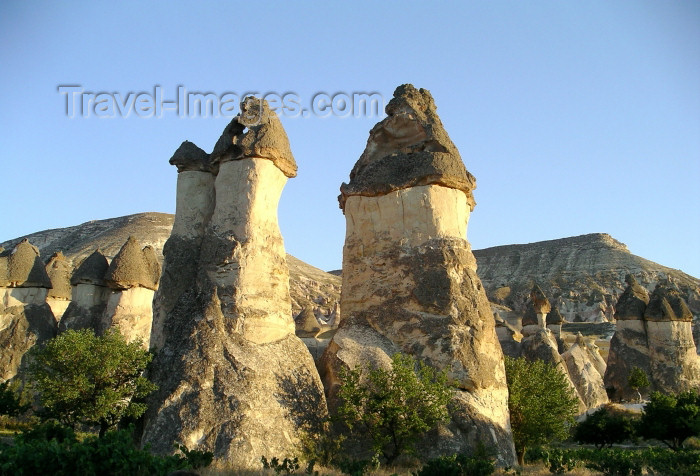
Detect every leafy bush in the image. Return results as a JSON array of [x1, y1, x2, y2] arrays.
[[504, 356, 579, 465], [261, 455, 301, 474], [336, 353, 452, 464], [638, 390, 700, 450], [414, 449, 495, 476], [574, 407, 636, 449], [28, 328, 157, 436], [577, 448, 644, 476], [627, 368, 649, 402], [0, 381, 29, 417], [0, 424, 207, 476]]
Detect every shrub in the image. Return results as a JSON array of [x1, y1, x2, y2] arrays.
[[27, 328, 157, 436], [504, 356, 579, 465], [574, 407, 636, 449], [336, 353, 452, 464], [414, 448, 495, 476], [638, 390, 700, 450]]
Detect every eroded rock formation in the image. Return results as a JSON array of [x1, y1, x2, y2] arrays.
[[604, 275, 700, 400], [45, 252, 73, 320], [0, 240, 56, 381], [59, 249, 110, 332], [562, 334, 608, 409], [319, 84, 516, 464], [143, 97, 327, 467], [102, 237, 160, 344]]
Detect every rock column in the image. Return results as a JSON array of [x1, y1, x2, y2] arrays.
[[142, 97, 327, 467], [59, 249, 110, 332], [44, 252, 73, 321], [319, 85, 516, 464]]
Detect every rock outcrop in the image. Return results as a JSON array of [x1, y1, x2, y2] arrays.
[[562, 334, 608, 409], [319, 85, 516, 464], [44, 252, 73, 320], [142, 97, 327, 467], [475, 234, 700, 326], [0, 240, 56, 381], [102, 237, 160, 344], [604, 275, 700, 400], [59, 249, 110, 332]]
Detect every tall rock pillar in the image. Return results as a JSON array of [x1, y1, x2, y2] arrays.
[[319, 85, 516, 464], [143, 97, 327, 467]]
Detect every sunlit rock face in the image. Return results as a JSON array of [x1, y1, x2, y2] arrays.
[[0, 240, 56, 381], [44, 252, 72, 321], [59, 249, 110, 333], [605, 275, 700, 400], [142, 97, 327, 468], [319, 84, 516, 465], [562, 334, 608, 409], [101, 237, 160, 345]]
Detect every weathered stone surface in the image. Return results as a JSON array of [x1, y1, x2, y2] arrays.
[[0, 241, 56, 381], [339, 84, 476, 210], [104, 236, 160, 291], [143, 101, 326, 466], [44, 252, 72, 320], [494, 313, 522, 358], [169, 140, 213, 173], [211, 97, 297, 177], [562, 334, 608, 409], [320, 85, 515, 465], [0, 239, 52, 288], [59, 250, 110, 333], [605, 278, 700, 400], [474, 234, 700, 325]]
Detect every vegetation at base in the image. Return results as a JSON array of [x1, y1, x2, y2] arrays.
[[637, 390, 700, 450], [335, 353, 452, 465], [504, 356, 579, 465], [413, 444, 495, 476], [27, 328, 157, 437], [0, 381, 30, 417], [573, 406, 637, 449], [626, 368, 649, 403], [0, 422, 213, 476]]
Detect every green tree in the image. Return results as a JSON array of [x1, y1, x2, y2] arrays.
[[574, 407, 636, 449], [0, 381, 29, 417], [638, 391, 700, 450], [504, 356, 579, 465], [336, 353, 452, 464], [28, 328, 157, 436], [627, 367, 650, 403]]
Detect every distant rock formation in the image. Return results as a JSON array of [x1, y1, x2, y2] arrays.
[[44, 252, 72, 320], [605, 275, 700, 400], [142, 97, 327, 467], [319, 84, 516, 464], [59, 249, 110, 332], [0, 240, 56, 381], [102, 237, 160, 344], [562, 334, 608, 409], [475, 234, 700, 327]]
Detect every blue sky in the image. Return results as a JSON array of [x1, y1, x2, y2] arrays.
[[1, 1, 698, 278]]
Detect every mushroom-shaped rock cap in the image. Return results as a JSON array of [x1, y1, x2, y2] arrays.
[[614, 274, 649, 320], [104, 237, 160, 291], [644, 281, 693, 322], [521, 307, 538, 327], [0, 239, 52, 288], [45, 252, 73, 299], [169, 140, 213, 173], [338, 84, 476, 211], [71, 249, 109, 286], [529, 284, 552, 315], [547, 306, 564, 325], [210, 96, 297, 177]]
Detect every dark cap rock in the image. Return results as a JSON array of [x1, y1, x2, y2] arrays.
[[644, 282, 693, 322], [339, 84, 476, 210], [529, 284, 552, 314], [210, 96, 297, 177], [0, 239, 52, 288], [547, 306, 564, 325], [71, 249, 109, 286], [45, 252, 73, 300], [104, 237, 161, 291], [614, 274, 649, 320], [169, 140, 213, 173]]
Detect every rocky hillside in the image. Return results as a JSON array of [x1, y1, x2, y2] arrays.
[[473, 233, 700, 323], [0, 212, 341, 320]]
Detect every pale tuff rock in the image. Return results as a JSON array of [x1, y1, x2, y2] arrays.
[[320, 85, 516, 464], [644, 282, 700, 393], [0, 240, 56, 381], [562, 334, 608, 409], [546, 307, 564, 338], [59, 250, 110, 333], [521, 284, 551, 336], [605, 276, 700, 400], [101, 237, 160, 344], [143, 97, 327, 467], [45, 252, 73, 320], [494, 313, 522, 358]]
